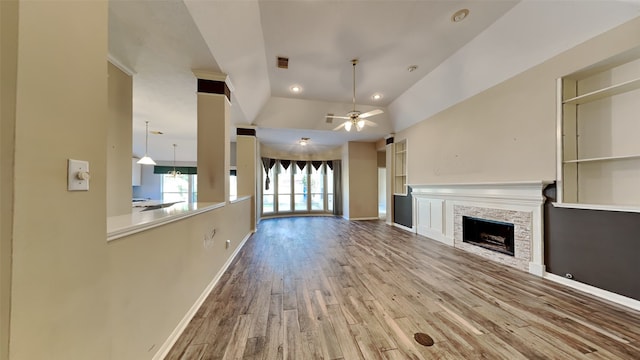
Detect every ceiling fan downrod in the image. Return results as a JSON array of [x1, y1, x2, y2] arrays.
[[352, 59, 358, 113]]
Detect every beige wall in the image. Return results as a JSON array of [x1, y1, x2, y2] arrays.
[[344, 142, 378, 219], [377, 150, 386, 168], [260, 143, 342, 161], [108, 200, 252, 359], [3, 3, 257, 360], [1, 1, 18, 359], [397, 17, 640, 186], [107, 62, 133, 216], [341, 144, 349, 218], [9, 1, 110, 359]]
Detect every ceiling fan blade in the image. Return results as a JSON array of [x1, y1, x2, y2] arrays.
[[359, 109, 384, 118], [326, 114, 350, 120], [363, 119, 378, 127], [332, 122, 347, 131]]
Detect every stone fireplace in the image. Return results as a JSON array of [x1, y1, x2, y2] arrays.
[[462, 216, 515, 256], [411, 182, 549, 276]]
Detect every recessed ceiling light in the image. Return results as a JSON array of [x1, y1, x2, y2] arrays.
[[407, 65, 418, 72], [452, 9, 469, 23], [290, 85, 302, 93], [372, 93, 383, 101], [299, 137, 310, 146]]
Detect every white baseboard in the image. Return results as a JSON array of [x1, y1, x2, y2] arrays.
[[349, 216, 380, 221], [153, 231, 252, 360], [392, 222, 415, 233], [419, 228, 454, 246], [544, 272, 640, 312]]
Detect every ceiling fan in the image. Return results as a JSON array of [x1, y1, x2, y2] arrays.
[[329, 59, 383, 132]]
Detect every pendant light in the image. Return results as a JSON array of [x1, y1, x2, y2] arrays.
[[137, 121, 156, 165], [168, 144, 181, 177]]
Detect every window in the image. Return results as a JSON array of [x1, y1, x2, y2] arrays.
[[262, 165, 274, 213], [310, 164, 324, 211], [277, 163, 292, 212], [294, 162, 307, 211], [262, 160, 335, 216], [159, 169, 236, 204], [229, 169, 237, 200], [162, 174, 195, 203], [326, 165, 334, 212]]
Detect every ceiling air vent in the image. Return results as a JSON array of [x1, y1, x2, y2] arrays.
[[326, 114, 334, 124], [277, 56, 289, 69]]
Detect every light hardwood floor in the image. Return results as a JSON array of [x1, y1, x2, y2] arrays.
[[166, 217, 640, 359]]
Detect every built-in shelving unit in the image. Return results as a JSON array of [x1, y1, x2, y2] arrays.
[[394, 139, 407, 195], [563, 77, 640, 105], [557, 49, 640, 209]]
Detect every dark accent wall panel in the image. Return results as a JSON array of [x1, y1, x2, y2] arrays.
[[197, 79, 231, 101], [236, 128, 256, 136], [544, 184, 640, 301], [393, 186, 412, 228]]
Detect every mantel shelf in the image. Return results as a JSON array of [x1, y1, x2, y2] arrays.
[[563, 77, 640, 105], [563, 154, 640, 164]]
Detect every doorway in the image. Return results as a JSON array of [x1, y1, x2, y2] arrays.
[[378, 167, 386, 219]]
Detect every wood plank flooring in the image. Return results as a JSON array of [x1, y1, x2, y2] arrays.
[[166, 217, 640, 359]]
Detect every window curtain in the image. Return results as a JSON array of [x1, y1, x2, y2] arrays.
[[311, 161, 323, 174], [153, 166, 197, 174], [294, 160, 308, 174], [331, 160, 343, 216], [261, 157, 276, 190], [280, 159, 291, 171]]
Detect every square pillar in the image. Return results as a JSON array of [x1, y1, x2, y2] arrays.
[[194, 71, 231, 203]]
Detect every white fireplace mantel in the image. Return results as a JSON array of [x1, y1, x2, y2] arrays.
[[410, 181, 552, 276]]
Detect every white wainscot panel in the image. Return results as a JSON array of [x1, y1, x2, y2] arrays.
[[416, 197, 452, 245]]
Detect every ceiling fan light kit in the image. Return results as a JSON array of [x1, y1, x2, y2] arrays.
[[328, 59, 383, 132]]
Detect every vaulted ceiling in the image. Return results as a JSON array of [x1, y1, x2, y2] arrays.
[[108, 0, 640, 162]]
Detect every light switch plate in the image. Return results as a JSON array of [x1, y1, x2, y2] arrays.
[[68, 159, 90, 191]]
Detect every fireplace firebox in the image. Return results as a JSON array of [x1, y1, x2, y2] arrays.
[[462, 216, 515, 256]]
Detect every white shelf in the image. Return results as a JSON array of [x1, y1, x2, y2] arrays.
[[563, 154, 640, 164], [552, 202, 640, 214], [563, 77, 640, 105]]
